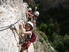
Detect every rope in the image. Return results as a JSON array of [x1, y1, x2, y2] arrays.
[[10, 28, 18, 43], [11, 26, 23, 41]]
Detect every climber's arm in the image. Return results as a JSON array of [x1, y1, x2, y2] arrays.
[[22, 31, 31, 35], [26, 12, 34, 18], [20, 23, 31, 35]]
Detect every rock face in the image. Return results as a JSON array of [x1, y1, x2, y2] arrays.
[[0, 0, 28, 52], [0, 29, 19, 52]]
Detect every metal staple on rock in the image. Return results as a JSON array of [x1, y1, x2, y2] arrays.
[[0, 19, 20, 31]]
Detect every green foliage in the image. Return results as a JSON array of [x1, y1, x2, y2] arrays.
[[38, 23, 48, 32], [37, 22, 69, 52], [39, 39, 43, 43], [51, 33, 69, 52], [63, 35, 69, 51], [52, 33, 64, 52], [35, 0, 69, 52], [63, 35, 69, 45]]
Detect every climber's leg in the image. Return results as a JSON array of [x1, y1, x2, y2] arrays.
[[20, 47, 25, 52], [20, 47, 23, 52], [26, 49, 28, 52]]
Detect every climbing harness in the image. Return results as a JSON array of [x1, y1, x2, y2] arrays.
[[19, 32, 36, 50]]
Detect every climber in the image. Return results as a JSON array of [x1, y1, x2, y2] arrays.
[[26, 7, 34, 21], [33, 11, 39, 20], [32, 11, 40, 28], [20, 21, 36, 52], [26, 8, 40, 22]]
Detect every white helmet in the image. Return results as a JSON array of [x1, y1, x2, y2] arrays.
[[27, 21, 34, 28], [28, 8, 32, 11], [34, 11, 39, 16]]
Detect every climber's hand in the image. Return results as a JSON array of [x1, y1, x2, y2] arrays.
[[19, 23, 25, 29]]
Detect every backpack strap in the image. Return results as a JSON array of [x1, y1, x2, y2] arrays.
[[29, 32, 36, 42]]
